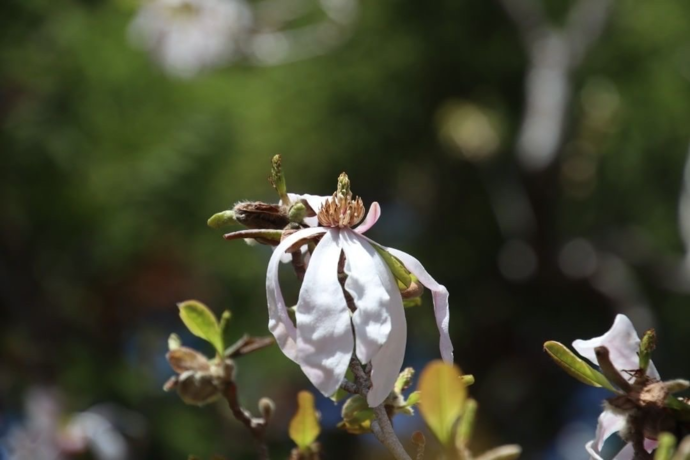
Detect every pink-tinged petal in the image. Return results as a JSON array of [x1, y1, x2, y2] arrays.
[[266, 227, 326, 363], [594, 410, 626, 451], [354, 202, 381, 234], [572, 314, 659, 380], [341, 229, 395, 364], [367, 284, 407, 407], [383, 247, 453, 363], [296, 229, 354, 397], [287, 193, 331, 227], [643, 439, 657, 453]]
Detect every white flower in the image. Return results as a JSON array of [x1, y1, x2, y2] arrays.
[[266, 179, 453, 406], [128, 0, 253, 78], [572, 315, 659, 460]]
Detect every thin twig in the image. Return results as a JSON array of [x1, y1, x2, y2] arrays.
[[345, 358, 412, 460], [222, 381, 270, 460]]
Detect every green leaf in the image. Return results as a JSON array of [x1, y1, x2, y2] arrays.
[[418, 360, 467, 447], [289, 391, 321, 450], [461, 375, 475, 386], [457, 398, 477, 448], [373, 245, 412, 288], [475, 445, 522, 460], [178, 300, 223, 355], [654, 432, 676, 460], [664, 396, 690, 422], [405, 391, 421, 407], [543, 341, 617, 392], [338, 395, 375, 434]]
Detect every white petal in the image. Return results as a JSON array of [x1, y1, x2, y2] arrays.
[[572, 314, 659, 380], [585, 440, 606, 460], [367, 286, 407, 407], [296, 229, 354, 397], [384, 247, 454, 363], [355, 201, 381, 234], [341, 230, 395, 364], [594, 409, 626, 451], [287, 193, 331, 227], [266, 226, 326, 363]]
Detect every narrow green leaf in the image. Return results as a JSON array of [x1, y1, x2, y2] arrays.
[[544, 341, 617, 392], [289, 391, 321, 450], [178, 300, 223, 355], [405, 391, 421, 407], [461, 375, 475, 386], [654, 432, 676, 460], [665, 396, 690, 422], [457, 398, 478, 447], [373, 245, 412, 288], [418, 360, 467, 447], [475, 445, 522, 460]]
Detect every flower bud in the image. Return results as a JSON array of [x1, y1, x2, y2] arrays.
[[258, 397, 276, 422], [207, 210, 237, 229], [288, 203, 307, 223]]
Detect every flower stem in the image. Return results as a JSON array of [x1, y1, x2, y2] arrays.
[[221, 381, 270, 460], [346, 358, 412, 460]]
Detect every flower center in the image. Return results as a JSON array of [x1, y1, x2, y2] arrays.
[[317, 173, 365, 228]]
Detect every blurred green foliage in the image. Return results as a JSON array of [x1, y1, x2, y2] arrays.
[[2, 0, 690, 458]]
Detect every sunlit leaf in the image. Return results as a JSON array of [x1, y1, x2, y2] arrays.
[[457, 398, 477, 448], [461, 375, 475, 386], [338, 394, 376, 434], [178, 300, 224, 355], [289, 391, 321, 450], [543, 341, 617, 392], [475, 445, 522, 460], [418, 360, 466, 446], [405, 391, 421, 407], [654, 433, 676, 460]]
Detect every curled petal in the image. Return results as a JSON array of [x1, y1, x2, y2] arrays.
[[368, 287, 407, 407], [572, 314, 659, 380], [288, 193, 331, 227], [341, 230, 395, 365], [585, 440, 606, 460], [384, 247, 453, 363], [355, 201, 381, 234], [266, 227, 326, 362], [296, 229, 354, 397], [594, 409, 626, 452]]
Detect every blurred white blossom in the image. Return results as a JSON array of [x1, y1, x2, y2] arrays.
[[128, 0, 253, 78]]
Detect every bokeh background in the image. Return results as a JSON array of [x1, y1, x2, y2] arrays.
[[2, 0, 690, 458]]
